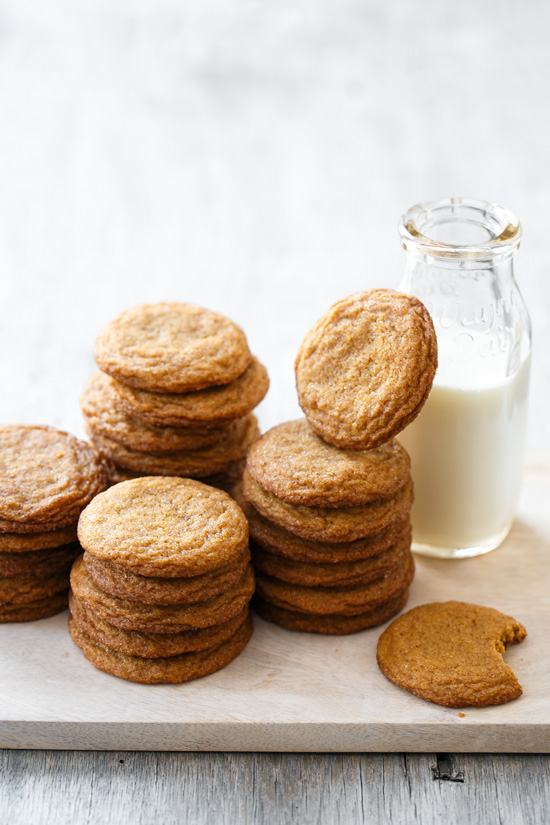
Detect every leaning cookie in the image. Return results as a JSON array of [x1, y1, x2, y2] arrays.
[[295, 290, 437, 450], [376, 601, 527, 707]]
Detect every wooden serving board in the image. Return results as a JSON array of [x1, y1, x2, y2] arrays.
[[1, 465, 549, 753]]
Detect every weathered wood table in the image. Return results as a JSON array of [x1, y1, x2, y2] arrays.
[[0, 750, 548, 825]]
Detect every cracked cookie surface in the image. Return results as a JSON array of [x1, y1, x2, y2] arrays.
[[95, 302, 251, 393], [78, 477, 249, 577], [246, 419, 410, 507], [295, 290, 437, 450], [0, 426, 107, 532]]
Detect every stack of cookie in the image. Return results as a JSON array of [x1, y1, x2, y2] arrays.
[[235, 420, 415, 633], [69, 477, 255, 683], [238, 289, 437, 635], [82, 303, 268, 490], [0, 425, 107, 623]]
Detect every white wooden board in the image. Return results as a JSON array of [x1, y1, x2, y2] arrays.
[[1, 465, 549, 753]]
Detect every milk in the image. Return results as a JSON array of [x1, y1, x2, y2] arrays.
[[399, 356, 530, 556]]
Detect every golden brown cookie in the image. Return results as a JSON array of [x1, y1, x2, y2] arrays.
[[234, 482, 411, 562], [246, 419, 410, 507], [95, 303, 252, 393], [0, 567, 72, 606], [87, 414, 259, 478], [84, 549, 250, 605], [69, 612, 253, 683], [104, 457, 246, 493], [70, 556, 255, 633], [254, 590, 409, 634], [295, 290, 438, 450], [376, 601, 527, 707], [251, 535, 410, 588], [0, 523, 78, 552], [255, 553, 413, 616], [242, 470, 414, 543], [0, 592, 68, 623], [78, 477, 249, 577], [0, 426, 107, 532], [69, 593, 250, 657], [81, 372, 233, 453], [0, 543, 80, 577], [112, 356, 269, 426]]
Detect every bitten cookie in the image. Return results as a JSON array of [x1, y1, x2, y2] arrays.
[[94, 303, 252, 393], [295, 289, 437, 450], [376, 601, 527, 707], [246, 419, 411, 507]]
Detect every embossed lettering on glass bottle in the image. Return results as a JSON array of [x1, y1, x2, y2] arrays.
[[397, 198, 531, 559]]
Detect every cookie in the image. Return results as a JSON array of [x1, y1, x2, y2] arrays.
[[233, 482, 411, 562], [95, 303, 252, 393], [295, 290, 438, 450], [87, 414, 259, 478], [0, 523, 78, 553], [69, 593, 250, 658], [112, 356, 269, 426], [84, 549, 250, 605], [242, 470, 414, 543], [104, 457, 246, 492], [254, 590, 409, 635], [70, 556, 255, 633], [0, 542, 80, 577], [246, 419, 410, 507], [255, 553, 414, 616], [78, 477, 249, 577], [0, 567, 72, 606], [0, 426, 107, 532], [376, 601, 527, 707], [0, 592, 68, 623], [81, 371, 233, 453], [69, 612, 253, 684], [251, 535, 410, 588]]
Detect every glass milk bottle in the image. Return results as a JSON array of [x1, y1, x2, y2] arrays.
[[397, 198, 531, 559]]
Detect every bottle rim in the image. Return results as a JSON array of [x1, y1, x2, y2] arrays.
[[398, 197, 522, 260]]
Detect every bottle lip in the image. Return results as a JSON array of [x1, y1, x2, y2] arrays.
[[398, 197, 522, 260]]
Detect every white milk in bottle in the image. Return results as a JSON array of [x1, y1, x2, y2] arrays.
[[397, 198, 531, 558]]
